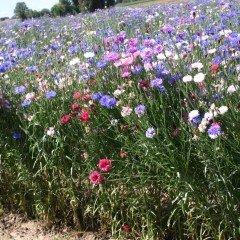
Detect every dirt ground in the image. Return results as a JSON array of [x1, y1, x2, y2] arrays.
[[0, 213, 104, 240]]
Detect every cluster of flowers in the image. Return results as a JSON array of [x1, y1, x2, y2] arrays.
[[0, 0, 239, 186], [89, 158, 112, 185]]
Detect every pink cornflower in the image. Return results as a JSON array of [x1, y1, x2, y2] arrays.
[[60, 115, 71, 124], [122, 224, 131, 232], [98, 158, 112, 172], [89, 171, 104, 185]]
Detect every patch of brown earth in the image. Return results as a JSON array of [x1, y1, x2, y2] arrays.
[[0, 213, 103, 240]]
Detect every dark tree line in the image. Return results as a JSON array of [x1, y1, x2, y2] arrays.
[[14, 0, 118, 21]]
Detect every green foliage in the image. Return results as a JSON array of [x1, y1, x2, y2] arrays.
[[1, 0, 240, 239], [71, 0, 80, 13], [59, 0, 75, 14], [39, 8, 51, 16], [51, 3, 67, 17], [107, 0, 116, 7], [28, 10, 40, 19], [14, 2, 29, 21], [78, 0, 105, 12]]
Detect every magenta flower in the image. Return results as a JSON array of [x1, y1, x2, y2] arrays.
[[89, 171, 104, 185], [98, 158, 112, 172]]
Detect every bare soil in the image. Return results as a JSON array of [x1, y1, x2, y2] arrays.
[[0, 213, 102, 240]]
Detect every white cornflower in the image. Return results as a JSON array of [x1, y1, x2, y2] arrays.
[[46, 127, 55, 137], [113, 89, 125, 98], [69, 57, 80, 66], [207, 48, 216, 54], [227, 85, 237, 94], [182, 75, 193, 83], [204, 112, 214, 121], [84, 52, 95, 59], [194, 72, 205, 83], [191, 62, 203, 70], [25, 92, 35, 100], [121, 106, 133, 117], [218, 106, 228, 115], [110, 119, 118, 126]]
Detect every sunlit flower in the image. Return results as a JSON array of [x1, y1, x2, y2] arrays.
[[194, 73, 205, 83], [89, 171, 104, 185], [46, 127, 55, 137], [121, 106, 133, 117], [182, 75, 193, 83], [98, 158, 112, 172], [146, 127, 156, 138]]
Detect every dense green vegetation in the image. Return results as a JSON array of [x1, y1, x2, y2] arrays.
[[1, 0, 240, 239]]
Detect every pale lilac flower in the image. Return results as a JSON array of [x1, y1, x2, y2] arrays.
[[146, 127, 156, 138]]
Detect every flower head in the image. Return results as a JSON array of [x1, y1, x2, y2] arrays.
[[134, 104, 146, 117], [61, 115, 71, 124], [121, 106, 132, 117], [46, 127, 55, 137], [207, 122, 221, 139], [146, 127, 156, 138], [99, 95, 117, 108], [89, 171, 104, 185], [194, 73, 205, 83], [12, 132, 22, 139], [15, 86, 26, 95], [45, 90, 57, 99], [98, 158, 112, 172]]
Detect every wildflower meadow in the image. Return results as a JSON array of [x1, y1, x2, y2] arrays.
[[0, 0, 240, 239]]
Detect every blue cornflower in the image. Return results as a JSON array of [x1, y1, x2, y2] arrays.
[[27, 66, 38, 72], [132, 65, 142, 74], [191, 114, 203, 126], [99, 95, 117, 108], [15, 86, 26, 95], [212, 94, 224, 101], [50, 44, 59, 51], [207, 123, 221, 139], [92, 92, 102, 101], [0, 63, 8, 72], [134, 105, 146, 117], [150, 78, 163, 87], [68, 45, 78, 54], [12, 132, 22, 140], [45, 90, 57, 99], [96, 60, 107, 69], [158, 85, 166, 92], [22, 99, 31, 107]]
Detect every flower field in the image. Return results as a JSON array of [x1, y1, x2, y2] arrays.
[[0, 0, 240, 239]]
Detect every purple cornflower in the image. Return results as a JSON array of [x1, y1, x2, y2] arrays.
[[104, 52, 119, 62], [134, 105, 146, 117], [150, 78, 163, 87], [15, 86, 26, 95], [21, 99, 31, 107], [146, 127, 156, 138], [99, 95, 117, 108], [162, 25, 174, 34], [207, 122, 221, 139], [45, 90, 57, 99]]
